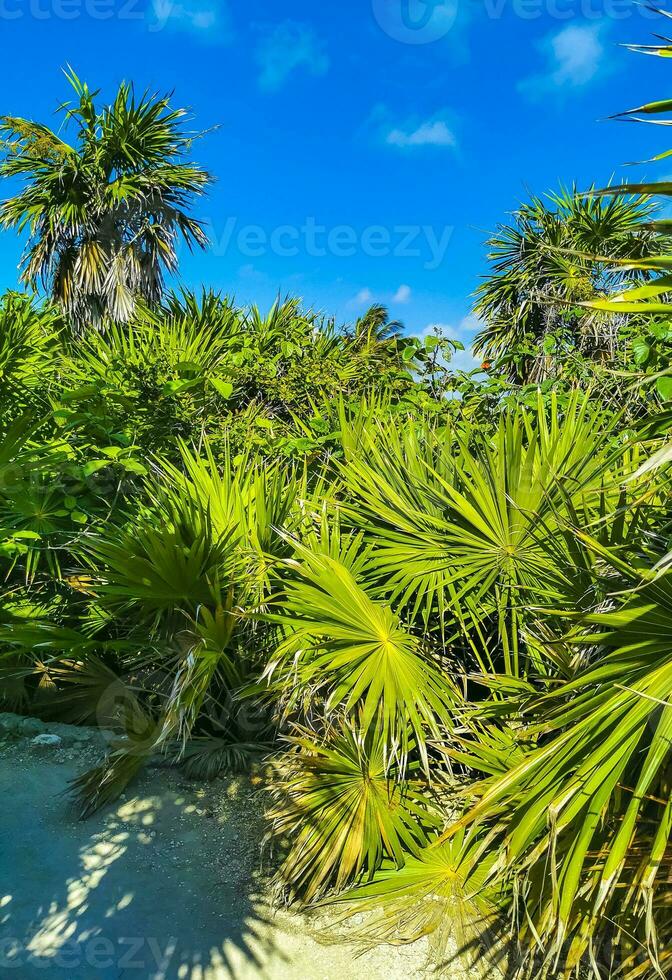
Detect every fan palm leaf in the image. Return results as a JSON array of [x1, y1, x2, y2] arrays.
[[438, 540, 672, 977], [267, 722, 442, 903], [266, 540, 458, 767], [339, 392, 624, 675]]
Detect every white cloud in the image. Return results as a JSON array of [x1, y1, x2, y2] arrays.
[[549, 24, 603, 86], [238, 263, 263, 280], [362, 105, 458, 153], [350, 287, 374, 306], [256, 21, 329, 92], [349, 285, 412, 308], [520, 25, 606, 99], [423, 315, 478, 337], [386, 119, 456, 149], [151, 0, 231, 38]]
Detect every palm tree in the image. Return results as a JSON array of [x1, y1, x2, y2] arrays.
[[473, 187, 661, 382], [352, 303, 404, 362], [0, 70, 211, 330]]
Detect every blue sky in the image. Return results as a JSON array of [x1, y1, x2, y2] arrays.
[[0, 0, 668, 365]]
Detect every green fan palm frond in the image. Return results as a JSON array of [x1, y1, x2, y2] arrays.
[[326, 828, 505, 976], [339, 393, 623, 676], [0, 621, 126, 722], [164, 441, 303, 551], [178, 734, 269, 780], [62, 446, 304, 812], [85, 502, 235, 626], [266, 541, 458, 766], [0, 293, 61, 409], [267, 722, 442, 903], [439, 541, 672, 978]]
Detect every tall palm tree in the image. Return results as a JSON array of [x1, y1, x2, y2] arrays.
[[351, 303, 406, 368], [0, 70, 211, 330], [473, 187, 660, 382], [353, 303, 403, 347]]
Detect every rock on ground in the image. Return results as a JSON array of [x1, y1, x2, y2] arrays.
[[31, 733, 63, 748]]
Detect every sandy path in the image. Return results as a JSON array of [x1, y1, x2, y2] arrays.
[[0, 718, 492, 979]]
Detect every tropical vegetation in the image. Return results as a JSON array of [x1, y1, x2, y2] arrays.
[[1, 20, 672, 980]]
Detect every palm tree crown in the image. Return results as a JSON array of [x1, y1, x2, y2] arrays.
[[0, 70, 211, 330], [473, 187, 660, 382]]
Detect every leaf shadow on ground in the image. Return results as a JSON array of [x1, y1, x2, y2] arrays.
[[0, 749, 286, 979]]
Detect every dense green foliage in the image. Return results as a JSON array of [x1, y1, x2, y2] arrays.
[[1, 25, 672, 980]]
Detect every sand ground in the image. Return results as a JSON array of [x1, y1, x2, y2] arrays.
[[0, 718, 489, 980]]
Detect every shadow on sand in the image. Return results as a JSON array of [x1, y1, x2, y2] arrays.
[[0, 749, 286, 979]]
